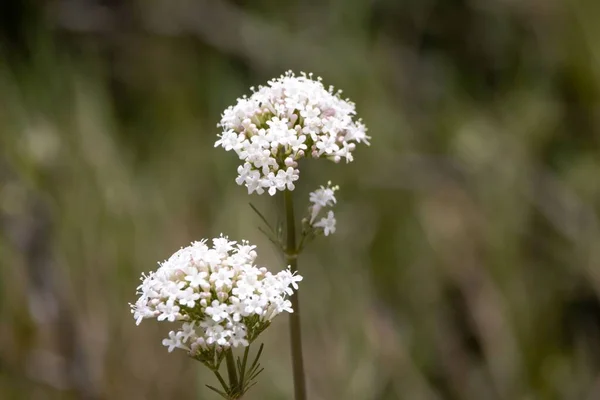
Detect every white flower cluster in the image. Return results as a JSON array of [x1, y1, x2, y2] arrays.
[[308, 182, 339, 236], [216, 71, 370, 195], [131, 236, 302, 356]]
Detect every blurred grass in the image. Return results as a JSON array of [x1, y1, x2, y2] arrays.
[[1, 0, 600, 399]]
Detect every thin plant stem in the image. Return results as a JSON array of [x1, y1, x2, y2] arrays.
[[212, 370, 229, 393], [225, 349, 239, 393], [284, 189, 307, 400], [239, 346, 250, 387]]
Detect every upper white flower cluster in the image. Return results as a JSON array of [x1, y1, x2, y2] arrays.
[[308, 182, 339, 236], [131, 236, 302, 356], [215, 71, 370, 195]]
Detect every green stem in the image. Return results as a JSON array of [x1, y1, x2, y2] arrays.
[[239, 346, 250, 388], [225, 349, 239, 393], [213, 370, 229, 393], [284, 189, 307, 400], [297, 231, 308, 253]]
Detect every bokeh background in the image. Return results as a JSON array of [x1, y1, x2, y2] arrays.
[[2, 0, 600, 399]]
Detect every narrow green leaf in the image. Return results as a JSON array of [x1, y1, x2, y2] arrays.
[[249, 343, 264, 373], [244, 381, 258, 392], [248, 367, 264, 381], [236, 357, 242, 374], [258, 226, 281, 249], [213, 370, 229, 393], [249, 203, 275, 233], [206, 385, 229, 399]]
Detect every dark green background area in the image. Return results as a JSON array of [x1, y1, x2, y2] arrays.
[[1, 1, 600, 399]]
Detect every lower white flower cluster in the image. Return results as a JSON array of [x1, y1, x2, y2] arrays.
[[131, 236, 302, 358], [308, 182, 339, 236]]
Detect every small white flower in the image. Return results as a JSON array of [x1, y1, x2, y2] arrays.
[[185, 268, 208, 289], [230, 325, 249, 348], [178, 287, 201, 308], [316, 134, 339, 155], [162, 331, 182, 353], [236, 163, 253, 186], [232, 282, 256, 300], [179, 322, 197, 343], [250, 129, 270, 148], [261, 172, 279, 196], [205, 300, 230, 322], [213, 236, 236, 255], [202, 320, 229, 346], [227, 296, 246, 322], [314, 210, 336, 236], [210, 268, 234, 289], [275, 167, 299, 192], [245, 170, 265, 195], [278, 299, 293, 314], [288, 134, 307, 153], [244, 294, 267, 316], [278, 268, 304, 292], [309, 182, 338, 207], [215, 129, 241, 151], [308, 181, 339, 223], [300, 105, 320, 120], [157, 299, 181, 322]]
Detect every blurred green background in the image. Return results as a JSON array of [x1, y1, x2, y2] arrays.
[[2, 0, 600, 399]]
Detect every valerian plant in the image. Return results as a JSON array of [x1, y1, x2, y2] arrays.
[[132, 71, 368, 400], [214, 71, 370, 400]]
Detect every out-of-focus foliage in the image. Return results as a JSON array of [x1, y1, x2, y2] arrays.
[[1, 0, 600, 399]]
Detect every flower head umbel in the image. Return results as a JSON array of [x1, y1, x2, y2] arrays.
[[131, 236, 302, 362], [216, 71, 370, 195]]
